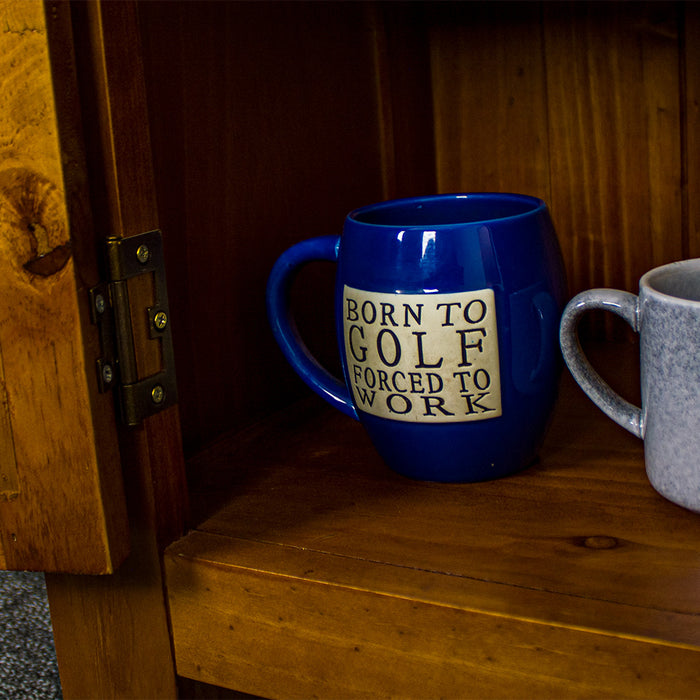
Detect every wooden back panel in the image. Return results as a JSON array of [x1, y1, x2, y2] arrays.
[[138, 1, 436, 454], [138, 1, 700, 452], [431, 2, 697, 302]]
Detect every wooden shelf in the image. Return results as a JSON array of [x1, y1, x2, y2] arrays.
[[165, 346, 700, 698]]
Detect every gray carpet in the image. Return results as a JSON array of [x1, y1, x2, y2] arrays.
[[0, 572, 62, 699]]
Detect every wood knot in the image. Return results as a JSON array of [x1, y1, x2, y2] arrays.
[[24, 222, 71, 276], [577, 535, 619, 550], [0, 167, 72, 277]]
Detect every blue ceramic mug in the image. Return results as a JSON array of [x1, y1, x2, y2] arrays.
[[267, 193, 566, 482]]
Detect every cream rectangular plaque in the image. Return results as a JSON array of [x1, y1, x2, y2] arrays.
[[343, 286, 501, 423]]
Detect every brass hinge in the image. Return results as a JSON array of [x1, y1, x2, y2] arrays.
[[89, 230, 178, 426]]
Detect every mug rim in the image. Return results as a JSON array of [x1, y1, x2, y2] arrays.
[[641, 258, 700, 305], [347, 192, 546, 229]]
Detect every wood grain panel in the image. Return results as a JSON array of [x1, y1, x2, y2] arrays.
[[167, 534, 700, 699], [0, 0, 129, 573], [65, 0, 189, 547], [139, 1, 389, 455], [0, 349, 18, 502], [544, 2, 683, 301], [167, 351, 700, 697], [188, 377, 700, 623], [430, 1, 687, 336], [45, 1, 187, 697], [429, 2, 551, 200], [685, 2, 700, 258], [369, 2, 437, 199]]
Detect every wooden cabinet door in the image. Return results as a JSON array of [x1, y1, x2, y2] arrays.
[[0, 0, 187, 575], [0, 0, 130, 574]]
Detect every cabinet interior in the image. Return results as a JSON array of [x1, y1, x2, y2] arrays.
[[135, 1, 697, 465], [31, 2, 700, 694]]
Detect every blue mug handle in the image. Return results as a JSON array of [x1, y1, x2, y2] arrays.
[[266, 235, 358, 419]]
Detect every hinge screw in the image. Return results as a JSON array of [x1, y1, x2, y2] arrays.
[[151, 384, 165, 405], [102, 363, 114, 386], [136, 244, 150, 264], [94, 293, 106, 315], [153, 310, 168, 331]]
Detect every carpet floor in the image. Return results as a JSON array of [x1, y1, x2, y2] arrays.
[[0, 572, 62, 699]]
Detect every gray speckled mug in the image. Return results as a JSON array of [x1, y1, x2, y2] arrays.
[[560, 258, 700, 513]]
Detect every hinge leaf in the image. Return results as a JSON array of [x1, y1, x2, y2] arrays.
[[89, 230, 178, 427]]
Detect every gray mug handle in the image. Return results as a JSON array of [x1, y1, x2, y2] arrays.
[[559, 289, 643, 438]]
